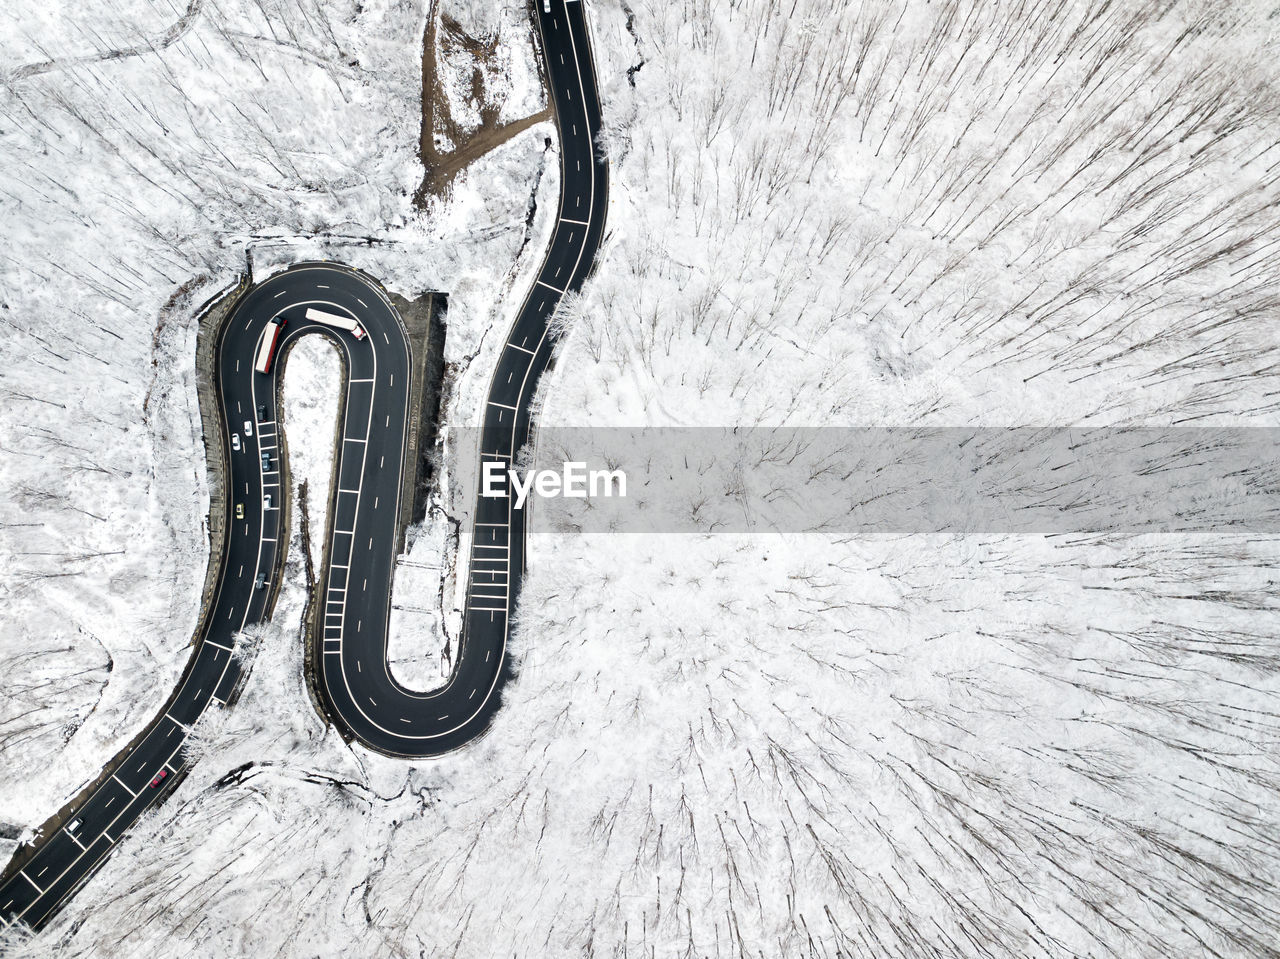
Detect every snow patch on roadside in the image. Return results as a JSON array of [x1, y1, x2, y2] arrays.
[[280, 336, 342, 575], [386, 509, 453, 692]]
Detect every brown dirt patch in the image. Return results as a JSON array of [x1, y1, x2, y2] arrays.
[[416, 1, 551, 205]]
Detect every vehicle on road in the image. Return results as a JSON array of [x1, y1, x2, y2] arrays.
[[148, 770, 168, 788], [67, 819, 82, 832], [304, 307, 365, 340], [231, 433, 240, 451], [244, 419, 253, 437], [235, 503, 244, 520], [257, 404, 266, 419], [255, 317, 286, 374], [544, 0, 550, 11], [261, 452, 271, 470], [254, 572, 266, 590], [263, 493, 272, 509]]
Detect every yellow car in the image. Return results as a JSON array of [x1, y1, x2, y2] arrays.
[[235, 503, 244, 520]]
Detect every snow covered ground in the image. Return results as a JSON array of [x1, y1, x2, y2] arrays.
[[5, 0, 1280, 956], [279, 335, 341, 575]]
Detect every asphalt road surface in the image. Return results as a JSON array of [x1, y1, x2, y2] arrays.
[[0, 0, 606, 932]]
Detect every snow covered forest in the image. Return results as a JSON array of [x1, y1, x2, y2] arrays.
[[5, 0, 1280, 956]]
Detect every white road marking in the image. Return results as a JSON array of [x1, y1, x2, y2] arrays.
[[112, 775, 137, 798]]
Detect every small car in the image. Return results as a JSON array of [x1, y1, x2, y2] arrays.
[[543, 0, 550, 10], [235, 503, 244, 520], [255, 572, 266, 590], [68, 818, 83, 832], [244, 420, 253, 437], [257, 404, 267, 419], [263, 493, 273, 509], [231, 433, 241, 451], [261, 452, 271, 471], [149, 770, 168, 788]]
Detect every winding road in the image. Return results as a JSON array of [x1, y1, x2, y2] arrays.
[[0, 0, 606, 932]]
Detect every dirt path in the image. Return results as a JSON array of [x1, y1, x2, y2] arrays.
[[415, 2, 551, 204]]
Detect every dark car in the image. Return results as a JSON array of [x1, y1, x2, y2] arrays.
[[149, 770, 168, 788], [257, 404, 267, 420]]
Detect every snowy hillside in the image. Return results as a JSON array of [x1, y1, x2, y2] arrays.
[[0, 0, 548, 851], [5, 0, 1280, 956]]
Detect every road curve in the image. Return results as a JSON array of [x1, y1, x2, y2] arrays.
[[0, 0, 606, 932], [324, 0, 609, 754]]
